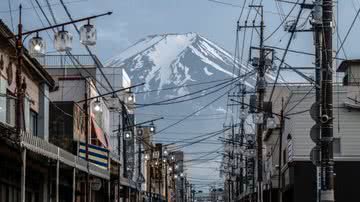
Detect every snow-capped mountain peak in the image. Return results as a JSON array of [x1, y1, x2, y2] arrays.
[[105, 33, 258, 96]]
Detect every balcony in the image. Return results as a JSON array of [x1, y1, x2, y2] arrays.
[[21, 132, 110, 179], [35, 54, 100, 69]]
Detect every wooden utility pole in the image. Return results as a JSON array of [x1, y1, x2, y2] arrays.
[[312, 1, 323, 201], [238, 5, 265, 202], [320, 0, 335, 201], [278, 98, 284, 202], [254, 5, 265, 202]]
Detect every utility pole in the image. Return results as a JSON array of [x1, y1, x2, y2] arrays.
[[84, 79, 90, 202], [165, 163, 168, 202], [239, 83, 246, 200], [278, 98, 284, 202], [237, 5, 265, 201], [117, 112, 122, 201], [250, 5, 265, 202], [320, 0, 335, 201], [312, 1, 322, 201]]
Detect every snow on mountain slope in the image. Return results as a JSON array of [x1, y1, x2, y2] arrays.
[[105, 33, 263, 98]]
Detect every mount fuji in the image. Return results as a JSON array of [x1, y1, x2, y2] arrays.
[[105, 32, 276, 181], [105, 32, 275, 100]]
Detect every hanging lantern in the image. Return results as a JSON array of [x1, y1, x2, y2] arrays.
[[93, 98, 102, 112], [80, 22, 97, 46], [239, 110, 248, 120], [137, 128, 143, 136], [163, 149, 169, 157], [124, 131, 133, 141], [144, 154, 150, 161], [253, 112, 264, 124], [106, 95, 120, 111], [149, 122, 156, 133], [54, 29, 73, 52], [266, 116, 277, 129], [29, 33, 46, 56]]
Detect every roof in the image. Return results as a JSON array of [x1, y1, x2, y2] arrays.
[[0, 20, 55, 88], [337, 59, 360, 72]]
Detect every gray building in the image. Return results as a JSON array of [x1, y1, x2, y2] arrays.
[[263, 60, 360, 202]]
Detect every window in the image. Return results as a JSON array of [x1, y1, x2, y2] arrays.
[[30, 110, 38, 136], [6, 93, 15, 126], [333, 138, 341, 155], [0, 78, 7, 123]]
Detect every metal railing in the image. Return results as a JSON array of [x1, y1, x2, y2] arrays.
[[20, 133, 110, 179], [35, 54, 99, 68]]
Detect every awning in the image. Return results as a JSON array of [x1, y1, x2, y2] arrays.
[[91, 117, 109, 148]]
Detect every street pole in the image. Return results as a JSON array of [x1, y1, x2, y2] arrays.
[[313, 1, 322, 201], [255, 5, 265, 202], [149, 149, 153, 202], [320, 0, 335, 201], [165, 163, 168, 202], [84, 78, 90, 202], [118, 112, 122, 201], [15, 5, 25, 136], [122, 104, 127, 179], [237, 6, 265, 201], [278, 98, 284, 202]]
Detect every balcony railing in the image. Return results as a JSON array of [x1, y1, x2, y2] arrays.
[[20, 132, 110, 179], [35, 54, 100, 69]]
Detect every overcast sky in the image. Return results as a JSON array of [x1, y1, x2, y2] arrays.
[[1, 0, 359, 190]]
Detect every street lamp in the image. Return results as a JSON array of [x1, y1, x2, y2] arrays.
[[28, 33, 45, 56], [239, 110, 248, 120], [266, 116, 277, 129], [54, 28, 73, 52], [149, 122, 156, 133], [93, 98, 102, 112], [144, 154, 150, 161], [80, 21, 97, 46], [163, 148, 169, 157], [124, 131, 133, 141], [253, 112, 264, 124]]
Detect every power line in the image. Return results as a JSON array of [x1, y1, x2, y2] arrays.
[[135, 77, 238, 107], [264, 0, 299, 41], [134, 77, 235, 94], [150, 71, 255, 138], [268, 0, 306, 102], [334, 6, 360, 58]]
